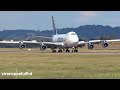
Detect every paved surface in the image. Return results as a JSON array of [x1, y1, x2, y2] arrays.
[[0, 49, 120, 55]]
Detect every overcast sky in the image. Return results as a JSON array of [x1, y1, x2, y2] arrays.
[[0, 11, 120, 31]]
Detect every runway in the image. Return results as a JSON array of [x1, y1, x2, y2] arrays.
[[40, 52, 120, 55], [0, 48, 120, 55]]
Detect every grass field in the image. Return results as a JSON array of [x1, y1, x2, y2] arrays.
[[1, 46, 120, 79]]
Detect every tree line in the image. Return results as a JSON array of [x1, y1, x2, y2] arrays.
[[0, 25, 120, 48]]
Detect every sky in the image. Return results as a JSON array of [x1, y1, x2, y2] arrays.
[[0, 11, 120, 31]]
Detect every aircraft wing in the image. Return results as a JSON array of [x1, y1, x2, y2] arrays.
[[0, 40, 64, 46], [78, 41, 88, 45], [0, 41, 20, 44], [22, 41, 64, 47], [0, 40, 38, 44], [21, 41, 64, 46], [78, 39, 120, 45], [103, 39, 120, 42], [88, 39, 120, 43], [23, 41, 64, 47]]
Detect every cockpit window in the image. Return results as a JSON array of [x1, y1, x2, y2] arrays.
[[71, 33, 76, 35]]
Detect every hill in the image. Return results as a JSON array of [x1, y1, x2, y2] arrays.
[[0, 25, 120, 40]]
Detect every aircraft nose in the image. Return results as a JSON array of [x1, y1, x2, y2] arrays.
[[71, 37, 79, 46], [73, 37, 79, 42]]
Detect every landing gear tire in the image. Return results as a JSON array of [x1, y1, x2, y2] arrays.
[[66, 49, 70, 53], [72, 48, 78, 53], [52, 50, 56, 53], [58, 49, 62, 53], [74, 50, 78, 52]]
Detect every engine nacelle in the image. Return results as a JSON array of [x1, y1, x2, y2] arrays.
[[102, 42, 108, 48], [40, 45, 47, 51], [88, 44, 94, 50], [20, 44, 26, 49]]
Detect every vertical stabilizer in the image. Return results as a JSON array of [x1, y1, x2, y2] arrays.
[[52, 16, 57, 35]]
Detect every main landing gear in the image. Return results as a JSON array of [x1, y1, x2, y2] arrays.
[[52, 49, 62, 53], [58, 49, 62, 52], [72, 49, 78, 53], [66, 49, 70, 52], [52, 49, 56, 53], [72, 47, 78, 53], [51, 48, 78, 53]]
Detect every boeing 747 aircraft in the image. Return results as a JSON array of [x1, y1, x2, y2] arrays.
[[0, 16, 120, 53]]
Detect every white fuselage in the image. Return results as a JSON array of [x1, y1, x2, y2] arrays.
[[52, 31, 79, 48]]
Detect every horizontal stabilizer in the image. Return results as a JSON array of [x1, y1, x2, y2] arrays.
[[33, 36, 52, 40]]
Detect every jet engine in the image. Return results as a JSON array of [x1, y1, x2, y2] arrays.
[[102, 42, 108, 48], [20, 44, 26, 49], [88, 43, 94, 50], [40, 45, 47, 51]]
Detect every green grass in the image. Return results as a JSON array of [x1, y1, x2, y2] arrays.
[[0, 48, 120, 79]]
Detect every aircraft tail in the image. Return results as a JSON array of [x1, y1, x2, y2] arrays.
[[52, 16, 57, 35]]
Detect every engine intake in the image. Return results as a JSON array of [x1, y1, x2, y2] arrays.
[[20, 44, 26, 49], [88, 44, 94, 50], [40, 45, 47, 51], [102, 42, 108, 48]]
